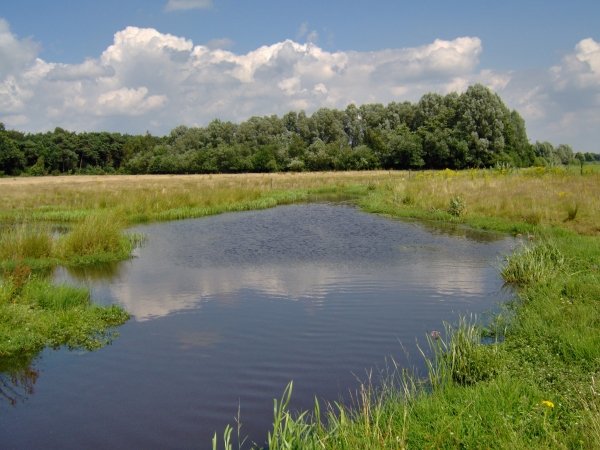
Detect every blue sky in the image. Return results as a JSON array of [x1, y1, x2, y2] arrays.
[[1, 0, 600, 151]]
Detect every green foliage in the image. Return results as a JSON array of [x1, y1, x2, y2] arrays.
[[1, 84, 569, 175], [448, 195, 467, 217], [0, 224, 53, 260], [0, 264, 130, 357], [500, 240, 566, 285], [0, 133, 26, 175], [60, 214, 127, 258], [421, 316, 504, 388]]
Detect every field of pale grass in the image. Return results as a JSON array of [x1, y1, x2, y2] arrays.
[[376, 167, 600, 236], [1, 168, 598, 236]]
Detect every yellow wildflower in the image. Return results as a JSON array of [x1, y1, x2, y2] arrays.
[[542, 400, 554, 408]]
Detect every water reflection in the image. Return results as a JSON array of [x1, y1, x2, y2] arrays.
[[0, 356, 39, 407], [54, 203, 510, 322]]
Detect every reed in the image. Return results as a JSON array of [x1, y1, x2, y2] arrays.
[[59, 213, 126, 257], [0, 223, 54, 260]]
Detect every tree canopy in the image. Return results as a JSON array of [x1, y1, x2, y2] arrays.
[[0, 85, 590, 176]]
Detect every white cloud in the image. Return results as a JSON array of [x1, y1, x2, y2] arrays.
[[0, 19, 39, 78], [496, 38, 600, 150], [205, 38, 234, 50], [1, 18, 599, 152], [96, 87, 167, 116], [165, 0, 212, 11], [297, 22, 308, 39]]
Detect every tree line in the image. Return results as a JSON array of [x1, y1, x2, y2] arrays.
[[1, 84, 597, 176]]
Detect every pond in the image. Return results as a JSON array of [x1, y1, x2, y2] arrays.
[[0, 202, 515, 449]]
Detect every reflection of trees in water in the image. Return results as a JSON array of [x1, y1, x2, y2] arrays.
[[0, 357, 39, 406]]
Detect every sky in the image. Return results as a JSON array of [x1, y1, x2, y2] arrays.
[[1, 0, 599, 152]]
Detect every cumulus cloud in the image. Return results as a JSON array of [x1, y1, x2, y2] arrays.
[[96, 87, 167, 116], [1, 17, 599, 152], [0, 22, 486, 133], [46, 60, 115, 81], [496, 37, 600, 150], [0, 18, 39, 78], [165, 0, 212, 11]]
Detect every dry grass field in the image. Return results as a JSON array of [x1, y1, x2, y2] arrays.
[[1, 168, 598, 237]]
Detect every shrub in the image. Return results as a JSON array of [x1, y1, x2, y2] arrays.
[[449, 195, 467, 217]]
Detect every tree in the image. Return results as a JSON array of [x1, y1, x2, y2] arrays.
[[455, 84, 511, 167], [0, 133, 25, 175], [533, 141, 559, 166], [383, 125, 424, 169], [506, 110, 534, 166], [555, 144, 574, 164]]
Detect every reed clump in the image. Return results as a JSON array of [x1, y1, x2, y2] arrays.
[[0, 224, 53, 260], [59, 214, 126, 257]]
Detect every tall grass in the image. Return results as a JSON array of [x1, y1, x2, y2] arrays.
[[0, 223, 53, 260], [59, 213, 126, 257], [500, 239, 566, 285]]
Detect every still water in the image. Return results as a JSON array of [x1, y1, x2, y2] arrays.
[[0, 202, 514, 449]]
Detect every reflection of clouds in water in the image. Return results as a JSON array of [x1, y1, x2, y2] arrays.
[[108, 264, 334, 321], [108, 260, 492, 321], [403, 262, 487, 298], [54, 205, 509, 321]]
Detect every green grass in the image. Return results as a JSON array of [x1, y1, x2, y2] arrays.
[[0, 264, 129, 360]]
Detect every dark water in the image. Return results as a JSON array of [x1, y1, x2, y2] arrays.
[[0, 203, 514, 449]]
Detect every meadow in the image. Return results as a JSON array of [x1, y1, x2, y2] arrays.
[[1, 166, 600, 448]]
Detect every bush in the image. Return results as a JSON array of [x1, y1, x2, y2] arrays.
[[449, 195, 467, 217]]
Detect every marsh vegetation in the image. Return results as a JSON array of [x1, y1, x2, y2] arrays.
[[1, 165, 599, 448]]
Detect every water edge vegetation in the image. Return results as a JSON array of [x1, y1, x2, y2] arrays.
[[1, 167, 600, 447]]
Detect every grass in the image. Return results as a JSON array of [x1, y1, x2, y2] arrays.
[[0, 263, 129, 362], [2, 169, 600, 446]]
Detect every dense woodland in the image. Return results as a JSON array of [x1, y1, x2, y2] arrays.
[[0, 84, 597, 176]]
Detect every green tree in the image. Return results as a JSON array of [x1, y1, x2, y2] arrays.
[[383, 125, 424, 169], [455, 84, 511, 167], [0, 133, 25, 175], [506, 110, 534, 166], [555, 144, 574, 165]]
